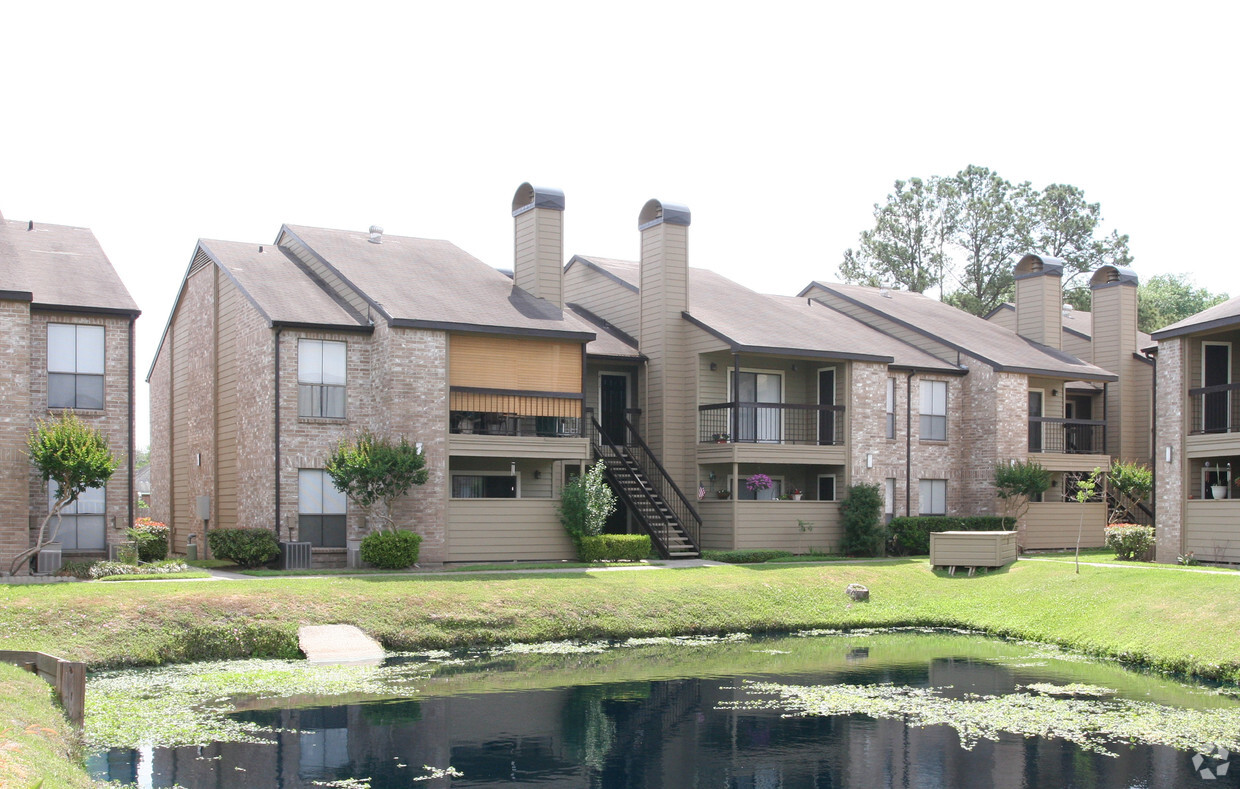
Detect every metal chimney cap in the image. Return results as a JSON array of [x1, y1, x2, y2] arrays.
[[1089, 265, 1139, 289], [368, 225, 383, 244], [1014, 253, 1065, 278], [638, 198, 691, 230], [512, 183, 565, 216]]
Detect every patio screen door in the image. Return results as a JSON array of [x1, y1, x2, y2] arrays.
[[735, 372, 781, 443], [818, 368, 836, 445]]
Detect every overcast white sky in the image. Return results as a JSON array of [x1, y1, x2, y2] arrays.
[[2, 1, 1237, 449]]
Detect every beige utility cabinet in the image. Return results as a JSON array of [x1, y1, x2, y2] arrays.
[[930, 531, 1018, 569]]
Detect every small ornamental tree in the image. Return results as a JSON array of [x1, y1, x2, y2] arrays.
[[559, 459, 617, 543], [325, 432, 428, 533], [1073, 467, 1104, 574], [11, 412, 119, 575], [840, 483, 885, 557], [994, 460, 1052, 522], [1106, 460, 1153, 523]]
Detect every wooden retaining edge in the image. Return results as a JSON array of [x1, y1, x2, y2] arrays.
[[0, 649, 85, 727]]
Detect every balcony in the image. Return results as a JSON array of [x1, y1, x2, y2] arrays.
[[1190, 383, 1240, 435], [448, 388, 589, 460], [1027, 417, 1109, 471], [698, 402, 846, 464]]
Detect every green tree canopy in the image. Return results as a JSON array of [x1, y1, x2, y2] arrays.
[[11, 412, 119, 575], [842, 168, 1131, 317], [993, 460, 1051, 522], [325, 431, 428, 532], [1137, 273, 1229, 333]]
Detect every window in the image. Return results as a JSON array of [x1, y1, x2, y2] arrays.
[[48, 324, 104, 410], [885, 478, 896, 521], [736, 476, 783, 501], [298, 470, 346, 547], [452, 473, 518, 499], [817, 475, 836, 502], [919, 479, 946, 515], [886, 378, 896, 439], [298, 340, 346, 418], [920, 380, 947, 441], [49, 485, 106, 550]]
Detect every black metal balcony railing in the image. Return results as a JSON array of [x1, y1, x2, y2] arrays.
[[1028, 417, 1106, 454], [449, 389, 583, 438], [699, 402, 846, 446], [1190, 383, 1240, 435]]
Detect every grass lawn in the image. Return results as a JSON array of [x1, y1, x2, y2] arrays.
[[2, 558, 1240, 685], [0, 663, 92, 788]]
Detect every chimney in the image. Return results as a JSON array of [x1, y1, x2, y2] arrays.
[[1013, 253, 1064, 350], [1090, 265, 1140, 460], [638, 198, 691, 476], [511, 183, 565, 308]]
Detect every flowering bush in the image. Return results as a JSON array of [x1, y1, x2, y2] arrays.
[[128, 517, 170, 563], [89, 559, 189, 579], [746, 474, 773, 492], [1104, 523, 1155, 561]]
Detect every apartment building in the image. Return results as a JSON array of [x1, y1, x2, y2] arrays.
[[0, 210, 140, 573], [1151, 295, 1240, 564]]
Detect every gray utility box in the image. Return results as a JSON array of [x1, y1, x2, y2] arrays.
[[347, 539, 368, 570], [36, 543, 62, 575], [280, 541, 312, 571]]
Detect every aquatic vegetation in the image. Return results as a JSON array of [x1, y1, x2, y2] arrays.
[[725, 680, 1240, 757]]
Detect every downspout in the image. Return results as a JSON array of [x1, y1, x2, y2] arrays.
[[127, 314, 135, 536], [274, 327, 283, 538], [1146, 351, 1157, 515], [905, 371, 914, 517]]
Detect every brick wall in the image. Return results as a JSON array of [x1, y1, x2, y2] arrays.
[[0, 301, 31, 572], [1154, 337, 1183, 563], [28, 311, 133, 558]]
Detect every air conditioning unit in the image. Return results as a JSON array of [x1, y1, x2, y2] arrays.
[[280, 541, 312, 570], [36, 543, 62, 575]]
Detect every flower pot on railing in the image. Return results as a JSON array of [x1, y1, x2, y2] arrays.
[[1211, 485, 1229, 500], [792, 494, 802, 501]]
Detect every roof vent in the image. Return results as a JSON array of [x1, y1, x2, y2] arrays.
[[27, 220, 33, 231], [879, 283, 892, 299], [258, 245, 264, 253], [368, 225, 384, 244], [1062, 303, 1072, 320]]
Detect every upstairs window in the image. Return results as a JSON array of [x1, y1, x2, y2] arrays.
[[48, 324, 105, 410], [299, 339, 346, 419], [298, 469, 347, 547], [920, 380, 947, 441]]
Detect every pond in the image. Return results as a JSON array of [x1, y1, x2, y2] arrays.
[[86, 629, 1240, 787]]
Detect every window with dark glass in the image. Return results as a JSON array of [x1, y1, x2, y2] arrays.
[[48, 324, 105, 410], [920, 380, 947, 441], [298, 339, 346, 418], [452, 474, 518, 498], [298, 469, 347, 547]]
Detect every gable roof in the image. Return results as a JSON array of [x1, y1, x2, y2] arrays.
[[801, 282, 1117, 382], [1151, 295, 1240, 340], [0, 218, 139, 314], [281, 224, 592, 340], [573, 256, 961, 372]]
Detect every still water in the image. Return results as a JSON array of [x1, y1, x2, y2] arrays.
[[87, 630, 1240, 788]]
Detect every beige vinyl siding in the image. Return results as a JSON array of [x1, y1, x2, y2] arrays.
[[805, 286, 957, 365], [1183, 501, 1240, 563], [730, 501, 841, 553], [1015, 274, 1061, 349], [987, 306, 1016, 332], [697, 500, 736, 550], [1022, 502, 1106, 549], [929, 531, 1017, 567], [513, 208, 563, 306], [1063, 331, 1092, 360], [449, 334, 582, 393], [214, 268, 239, 529], [169, 286, 192, 553], [446, 500, 575, 561], [565, 262, 640, 338], [280, 233, 370, 318]]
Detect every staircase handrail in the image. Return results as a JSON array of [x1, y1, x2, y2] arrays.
[[620, 416, 702, 547], [589, 418, 675, 554]]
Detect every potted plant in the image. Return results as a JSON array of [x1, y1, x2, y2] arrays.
[[715, 489, 731, 499], [746, 473, 773, 499], [790, 487, 803, 502], [712, 433, 730, 444]]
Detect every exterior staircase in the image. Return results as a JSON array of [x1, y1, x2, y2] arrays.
[[589, 417, 701, 559]]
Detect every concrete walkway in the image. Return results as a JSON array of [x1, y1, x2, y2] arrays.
[[298, 624, 386, 666]]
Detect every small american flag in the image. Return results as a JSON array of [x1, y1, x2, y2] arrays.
[[698, 484, 706, 501]]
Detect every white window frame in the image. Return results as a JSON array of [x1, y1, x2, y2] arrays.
[[47, 323, 105, 410], [919, 479, 947, 516], [816, 474, 837, 502], [298, 469, 347, 547], [48, 484, 106, 551], [920, 380, 947, 441], [728, 367, 785, 443], [298, 339, 347, 419], [451, 469, 522, 499]]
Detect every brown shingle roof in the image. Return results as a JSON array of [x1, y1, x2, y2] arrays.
[[201, 239, 366, 328], [0, 219, 138, 313], [282, 224, 591, 340], [1151, 294, 1240, 340], [575, 256, 960, 372], [804, 282, 1117, 381]]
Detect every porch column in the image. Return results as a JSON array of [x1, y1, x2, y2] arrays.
[[732, 352, 740, 442]]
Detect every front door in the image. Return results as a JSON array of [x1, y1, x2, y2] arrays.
[[600, 374, 628, 445], [818, 368, 836, 445], [1028, 391, 1044, 452], [1204, 343, 1231, 433]]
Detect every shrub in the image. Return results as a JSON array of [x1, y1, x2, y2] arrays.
[[359, 529, 422, 569], [207, 528, 280, 568], [89, 559, 190, 579], [559, 459, 616, 540], [1104, 523, 1155, 561], [577, 534, 652, 562], [57, 559, 97, 579], [129, 517, 170, 563], [840, 483, 885, 556], [701, 549, 794, 564], [888, 516, 1015, 556]]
